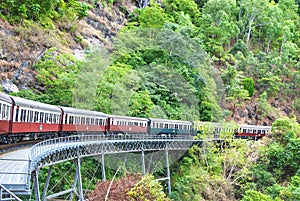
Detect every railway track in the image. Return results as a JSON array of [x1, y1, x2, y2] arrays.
[[0, 140, 41, 154]]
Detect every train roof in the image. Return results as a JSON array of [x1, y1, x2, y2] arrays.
[[239, 124, 272, 129], [149, 118, 193, 125], [10, 95, 61, 113], [108, 115, 148, 122], [0, 92, 13, 104], [60, 106, 107, 117]]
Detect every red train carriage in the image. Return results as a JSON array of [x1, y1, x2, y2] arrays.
[[0, 93, 13, 137], [10, 96, 62, 140], [107, 115, 148, 134], [60, 107, 107, 134], [236, 125, 272, 139]]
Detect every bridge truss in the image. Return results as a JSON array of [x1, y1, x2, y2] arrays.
[[1, 135, 220, 200], [29, 135, 209, 201]]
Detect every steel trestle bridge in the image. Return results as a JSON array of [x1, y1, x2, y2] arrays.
[[0, 135, 215, 201]]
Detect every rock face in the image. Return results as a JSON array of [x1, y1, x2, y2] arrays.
[[1, 79, 19, 93], [0, 1, 137, 92]]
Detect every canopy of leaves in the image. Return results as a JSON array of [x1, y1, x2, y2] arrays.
[[0, 0, 91, 23]]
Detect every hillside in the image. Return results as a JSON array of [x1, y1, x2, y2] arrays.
[[0, 0, 299, 125], [1, 1, 299, 201]]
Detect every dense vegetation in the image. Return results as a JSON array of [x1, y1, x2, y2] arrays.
[[171, 117, 300, 200], [7, 0, 300, 123], [2, 0, 299, 200]]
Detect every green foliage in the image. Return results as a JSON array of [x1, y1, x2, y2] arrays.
[[241, 190, 277, 201], [230, 40, 249, 57], [171, 140, 257, 200], [162, 0, 200, 24], [242, 77, 255, 97], [10, 90, 53, 104], [33, 48, 81, 106], [127, 174, 171, 201], [137, 1, 169, 28], [258, 74, 281, 97], [0, 0, 92, 24], [258, 92, 274, 119], [129, 90, 154, 117]]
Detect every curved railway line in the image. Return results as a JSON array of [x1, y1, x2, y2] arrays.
[[0, 140, 41, 154]]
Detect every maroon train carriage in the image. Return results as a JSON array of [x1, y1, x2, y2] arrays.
[[8, 95, 62, 142], [0, 93, 13, 139], [236, 124, 272, 139], [107, 115, 148, 135], [60, 106, 107, 134]]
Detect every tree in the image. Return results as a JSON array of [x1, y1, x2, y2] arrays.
[[221, 64, 250, 117], [237, 0, 269, 47], [127, 174, 171, 201], [136, 1, 169, 28], [162, 0, 200, 25], [242, 77, 255, 97], [241, 190, 277, 201], [199, 0, 239, 55], [129, 90, 154, 117]]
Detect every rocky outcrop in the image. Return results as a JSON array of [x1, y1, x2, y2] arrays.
[[0, 1, 137, 93]]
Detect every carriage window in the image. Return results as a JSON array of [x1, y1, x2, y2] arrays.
[[164, 124, 168, 129], [65, 114, 68, 124], [253, 129, 257, 134], [262, 130, 266, 134], [15, 108, 19, 122], [26, 110, 30, 122], [20, 109, 26, 122], [100, 119, 103, 126], [258, 130, 261, 134], [175, 124, 178, 129], [81, 117, 85, 125], [28, 111, 34, 122], [34, 112, 39, 122], [2, 104, 5, 119], [40, 112, 44, 123], [45, 113, 49, 123], [6, 105, 9, 119], [243, 129, 247, 133], [69, 116, 74, 124], [134, 122, 138, 126], [91, 118, 95, 125], [179, 125, 182, 129], [74, 116, 80, 124], [52, 114, 56, 123], [49, 113, 53, 123], [86, 118, 90, 125], [2, 105, 5, 119]]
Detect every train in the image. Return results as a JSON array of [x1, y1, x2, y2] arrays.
[[0, 92, 272, 144]]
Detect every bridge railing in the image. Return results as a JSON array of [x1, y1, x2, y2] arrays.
[[30, 134, 193, 161]]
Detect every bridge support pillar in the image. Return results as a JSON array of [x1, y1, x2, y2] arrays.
[[147, 152, 154, 172], [101, 150, 106, 181], [166, 146, 171, 195], [141, 148, 146, 175], [34, 169, 41, 201], [76, 157, 84, 201], [69, 170, 78, 201], [42, 165, 53, 201]]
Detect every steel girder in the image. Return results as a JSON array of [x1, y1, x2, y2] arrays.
[[30, 137, 204, 171]]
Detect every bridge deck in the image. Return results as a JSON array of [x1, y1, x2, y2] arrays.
[[0, 148, 31, 194]]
